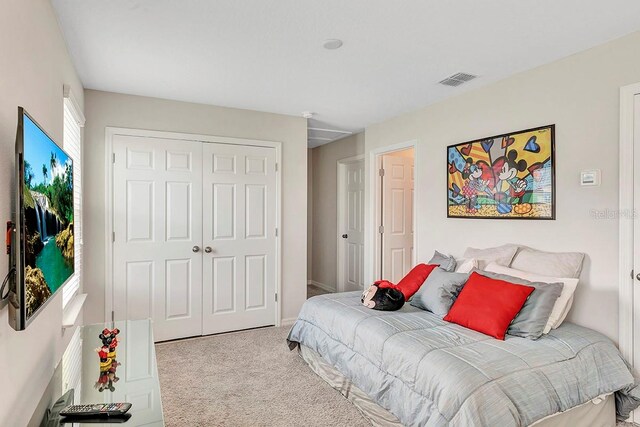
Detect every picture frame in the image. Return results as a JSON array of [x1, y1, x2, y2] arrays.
[[446, 124, 555, 220]]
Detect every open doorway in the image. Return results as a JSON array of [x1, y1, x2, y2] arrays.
[[374, 148, 415, 283], [306, 134, 365, 300]]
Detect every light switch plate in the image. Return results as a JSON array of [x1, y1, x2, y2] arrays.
[[581, 169, 601, 186]]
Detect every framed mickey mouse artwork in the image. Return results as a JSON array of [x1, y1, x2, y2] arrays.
[[447, 124, 555, 220]]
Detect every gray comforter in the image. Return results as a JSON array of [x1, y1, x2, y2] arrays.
[[287, 292, 640, 427]]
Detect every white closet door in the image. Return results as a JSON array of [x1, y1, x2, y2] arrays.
[[381, 155, 414, 283], [633, 93, 640, 423], [201, 143, 277, 334], [339, 160, 365, 292], [113, 135, 203, 342]]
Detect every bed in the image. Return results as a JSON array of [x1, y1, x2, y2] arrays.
[[287, 291, 640, 427]]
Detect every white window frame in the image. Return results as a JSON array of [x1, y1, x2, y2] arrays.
[[62, 85, 85, 307]]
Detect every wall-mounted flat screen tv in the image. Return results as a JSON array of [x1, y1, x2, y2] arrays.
[[9, 107, 74, 330]]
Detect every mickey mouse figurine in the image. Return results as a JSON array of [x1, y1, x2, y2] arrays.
[[95, 328, 121, 392]]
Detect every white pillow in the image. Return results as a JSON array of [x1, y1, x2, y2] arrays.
[[556, 295, 574, 326], [463, 244, 519, 270], [455, 258, 478, 274], [484, 262, 579, 333]]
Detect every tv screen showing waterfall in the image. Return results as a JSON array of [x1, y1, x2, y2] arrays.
[[9, 108, 74, 330]]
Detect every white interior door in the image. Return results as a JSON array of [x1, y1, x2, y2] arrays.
[[381, 154, 414, 283], [113, 135, 203, 342], [338, 159, 364, 292], [632, 93, 640, 422], [201, 143, 277, 335]]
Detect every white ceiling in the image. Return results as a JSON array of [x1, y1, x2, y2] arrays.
[[52, 0, 640, 146]]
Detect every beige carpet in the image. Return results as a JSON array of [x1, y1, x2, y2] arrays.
[[155, 326, 370, 427], [307, 283, 332, 298]]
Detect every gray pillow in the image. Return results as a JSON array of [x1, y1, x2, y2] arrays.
[[428, 250, 457, 272], [472, 268, 564, 340], [410, 268, 469, 316], [509, 246, 585, 279], [463, 244, 519, 270]]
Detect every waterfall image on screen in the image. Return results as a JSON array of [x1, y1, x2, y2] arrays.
[[22, 114, 74, 319]]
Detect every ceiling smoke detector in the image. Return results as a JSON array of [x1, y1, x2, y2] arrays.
[[439, 72, 477, 87], [323, 39, 343, 50]]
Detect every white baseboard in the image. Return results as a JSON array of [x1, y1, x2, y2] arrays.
[[308, 280, 336, 293], [280, 317, 297, 326]]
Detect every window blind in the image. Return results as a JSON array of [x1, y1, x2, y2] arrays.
[[61, 326, 83, 403], [62, 93, 85, 308]]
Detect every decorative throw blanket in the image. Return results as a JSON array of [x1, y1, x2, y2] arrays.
[[287, 292, 640, 427]]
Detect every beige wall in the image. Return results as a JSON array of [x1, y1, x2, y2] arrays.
[[0, 0, 84, 424], [365, 31, 640, 342], [83, 90, 308, 324], [310, 133, 365, 289]]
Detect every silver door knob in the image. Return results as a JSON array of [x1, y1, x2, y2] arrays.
[[636, 273, 640, 281], [205, 246, 213, 253], [192, 246, 200, 253]]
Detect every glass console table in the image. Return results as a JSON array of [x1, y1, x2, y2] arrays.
[[50, 319, 164, 426]]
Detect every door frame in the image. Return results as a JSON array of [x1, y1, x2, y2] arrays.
[[366, 140, 418, 286], [619, 82, 640, 402], [104, 127, 283, 327], [336, 154, 365, 292]]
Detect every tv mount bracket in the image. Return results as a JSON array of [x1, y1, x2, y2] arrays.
[[1, 221, 15, 301], [6, 220, 13, 255]]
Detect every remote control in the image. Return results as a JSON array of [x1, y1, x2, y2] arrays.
[[60, 402, 132, 417]]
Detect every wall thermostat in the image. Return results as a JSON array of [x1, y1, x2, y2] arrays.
[[580, 169, 601, 186]]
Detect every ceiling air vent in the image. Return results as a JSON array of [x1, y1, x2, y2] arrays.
[[439, 72, 477, 87]]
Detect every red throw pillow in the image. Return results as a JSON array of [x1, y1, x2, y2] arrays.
[[443, 272, 534, 340], [377, 264, 438, 300]]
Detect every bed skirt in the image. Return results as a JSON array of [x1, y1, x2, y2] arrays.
[[298, 344, 616, 427]]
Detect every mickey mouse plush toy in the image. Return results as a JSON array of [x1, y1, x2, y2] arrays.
[[361, 264, 437, 310]]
